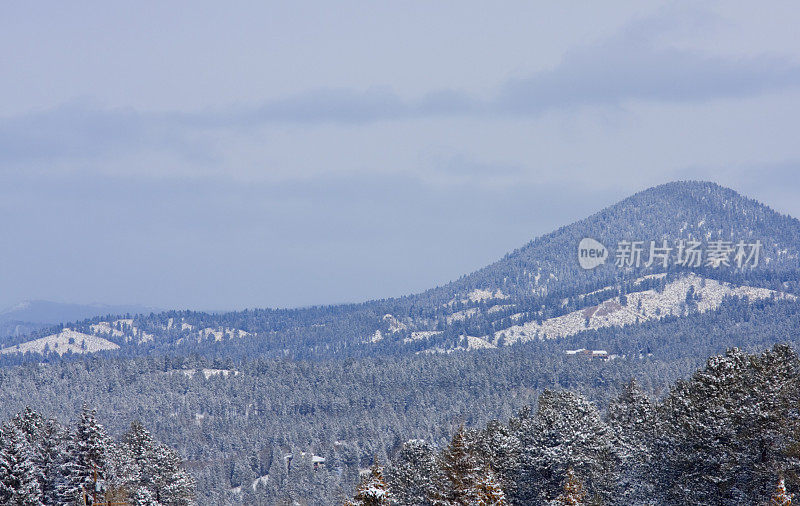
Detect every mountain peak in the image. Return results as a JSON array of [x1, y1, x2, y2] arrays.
[[445, 180, 800, 302]]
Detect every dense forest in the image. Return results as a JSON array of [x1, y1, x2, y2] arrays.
[[348, 345, 800, 505], [0, 298, 799, 503], [1, 182, 799, 503], [0, 406, 194, 505], [4, 182, 800, 362]]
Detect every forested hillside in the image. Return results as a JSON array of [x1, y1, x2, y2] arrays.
[[0, 406, 193, 505], [1, 297, 800, 503], [350, 345, 800, 505], [1, 181, 799, 503]]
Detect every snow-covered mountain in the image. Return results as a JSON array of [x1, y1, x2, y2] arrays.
[[4, 181, 800, 360]]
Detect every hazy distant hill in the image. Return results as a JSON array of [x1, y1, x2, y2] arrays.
[[3, 181, 800, 504], [4, 181, 799, 361], [0, 300, 159, 344]]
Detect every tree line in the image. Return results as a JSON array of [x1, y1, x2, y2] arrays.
[[350, 344, 800, 505], [0, 406, 194, 505]]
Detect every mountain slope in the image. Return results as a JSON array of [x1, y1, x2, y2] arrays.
[[4, 181, 800, 361], [437, 180, 800, 300]]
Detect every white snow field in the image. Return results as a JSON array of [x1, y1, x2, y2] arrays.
[[0, 328, 120, 356]]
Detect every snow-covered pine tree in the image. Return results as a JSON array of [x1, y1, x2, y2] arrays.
[[261, 445, 289, 503], [9, 408, 56, 502], [518, 390, 618, 504], [9, 408, 45, 464], [130, 485, 160, 506], [431, 425, 485, 505], [474, 419, 519, 500], [36, 418, 70, 505], [474, 465, 506, 506], [657, 345, 800, 504], [0, 424, 44, 506], [552, 468, 586, 506], [347, 459, 391, 506], [156, 444, 195, 506], [772, 478, 793, 506], [122, 420, 195, 505], [387, 439, 437, 505], [605, 379, 656, 503], [105, 441, 139, 505], [54, 426, 83, 504], [121, 420, 154, 489], [62, 404, 115, 505], [286, 449, 315, 503]]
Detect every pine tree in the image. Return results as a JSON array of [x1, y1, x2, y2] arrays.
[[0, 424, 44, 506], [388, 439, 437, 505], [9, 408, 62, 503], [474, 419, 519, 500], [658, 346, 800, 504], [552, 468, 586, 506], [474, 465, 506, 506], [130, 486, 160, 506], [54, 428, 83, 504], [518, 390, 618, 504], [606, 379, 656, 503], [347, 459, 391, 506], [122, 420, 154, 489], [772, 478, 793, 506], [122, 420, 195, 505], [431, 425, 485, 505], [61, 405, 115, 505], [262, 445, 289, 503]]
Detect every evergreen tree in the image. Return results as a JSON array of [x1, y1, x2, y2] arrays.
[[388, 439, 437, 505], [0, 424, 44, 506], [9, 407, 62, 503], [122, 420, 154, 490], [474, 465, 506, 506], [772, 478, 793, 506], [431, 425, 485, 505], [552, 468, 586, 506], [130, 486, 160, 506], [122, 420, 195, 505], [518, 390, 618, 504], [474, 420, 519, 499], [347, 460, 391, 506], [64, 405, 114, 505], [37, 419, 69, 505], [657, 345, 800, 504], [606, 379, 656, 503], [263, 445, 289, 503]]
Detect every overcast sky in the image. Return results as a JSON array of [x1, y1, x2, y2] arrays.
[[2, 1, 800, 311]]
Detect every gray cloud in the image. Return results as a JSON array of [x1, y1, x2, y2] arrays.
[[496, 42, 800, 114], [0, 168, 623, 309], [3, 19, 800, 167]]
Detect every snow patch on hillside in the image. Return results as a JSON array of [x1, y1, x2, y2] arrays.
[[495, 273, 796, 344], [446, 308, 479, 323], [466, 289, 508, 303], [403, 330, 442, 343], [181, 368, 239, 379], [90, 319, 154, 343], [0, 329, 120, 356], [445, 288, 509, 307], [466, 335, 496, 350], [198, 327, 251, 342], [383, 314, 406, 333], [89, 321, 124, 337]]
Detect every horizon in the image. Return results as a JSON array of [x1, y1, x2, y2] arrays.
[[4, 3, 800, 311], [2, 179, 796, 314]]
